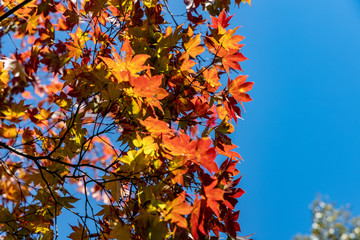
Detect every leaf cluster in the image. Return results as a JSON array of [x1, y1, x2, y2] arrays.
[[0, 0, 253, 239]]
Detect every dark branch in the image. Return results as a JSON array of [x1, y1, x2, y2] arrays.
[[0, 0, 33, 22]]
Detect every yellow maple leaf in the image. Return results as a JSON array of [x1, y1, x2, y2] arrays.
[[0, 62, 9, 89], [25, 11, 39, 35], [34, 108, 53, 121], [1, 100, 28, 123], [0, 124, 18, 139], [184, 33, 205, 58], [66, 27, 90, 60]]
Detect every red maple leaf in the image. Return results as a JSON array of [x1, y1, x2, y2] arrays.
[[209, 9, 233, 29], [203, 178, 223, 218]]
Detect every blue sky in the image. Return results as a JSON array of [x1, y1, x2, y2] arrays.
[[230, 0, 360, 239]]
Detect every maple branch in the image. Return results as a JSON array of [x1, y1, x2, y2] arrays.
[[163, 0, 179, 26], [54, 203, 59, 240], [73, 115, 118, 176], [0, 0, 33, 22], [0, 141, 114, 174], [0, 141, 28, 158], [49, 99, 84, 156], [82, 175, 103, 238]]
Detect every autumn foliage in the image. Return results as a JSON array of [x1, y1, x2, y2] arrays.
[[0, 0, 253, 239]]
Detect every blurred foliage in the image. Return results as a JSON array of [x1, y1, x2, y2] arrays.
[[294, 197, 360, 240]]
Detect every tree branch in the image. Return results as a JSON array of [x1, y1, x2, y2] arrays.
[[0, 0, 33, 22]]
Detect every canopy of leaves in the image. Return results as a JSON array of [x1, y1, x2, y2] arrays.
[[0, 0, 252, 239], [294, 197, 360, 240]]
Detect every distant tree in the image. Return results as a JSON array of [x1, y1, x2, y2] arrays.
[[0, 0, 253, 239], [294, 197, 360, 240]]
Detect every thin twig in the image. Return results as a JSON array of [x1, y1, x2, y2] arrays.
[[163, 0, 179, 27]]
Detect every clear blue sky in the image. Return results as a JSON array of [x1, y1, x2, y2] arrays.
[[231, 0, 360, 239]]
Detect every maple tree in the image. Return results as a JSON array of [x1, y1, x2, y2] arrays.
[[0, 0, 253, 239]]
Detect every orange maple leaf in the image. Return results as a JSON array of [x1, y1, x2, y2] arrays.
[[219, 28, 245, 51], [163, 133, 196, 157], [126, 54, 151, 74], [191, 196, 206, 239], [130, 74, 168, 100], [139, 117, 172, 135], [120, 38, 133, 62], [99, 53, 150, 83], [228, 75, 254, 102], [196, 138, 218, 173], [165, 192, 191, 228], [184, 33, 205, 58], [180, 53, 196, 74], [203, 67, 221, 88], [222, 51, 248, 75]]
